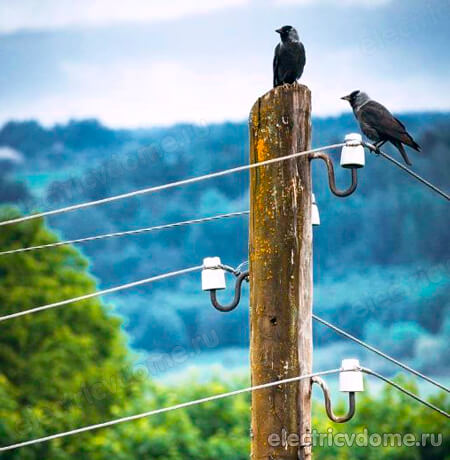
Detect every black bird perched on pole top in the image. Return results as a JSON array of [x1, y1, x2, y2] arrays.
[[342, 90, 421, 166], [273, 25, 306, 87]]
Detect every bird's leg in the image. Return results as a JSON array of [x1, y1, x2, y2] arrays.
[[374, 140, 386, 152]]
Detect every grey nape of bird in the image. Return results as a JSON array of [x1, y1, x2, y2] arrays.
[[341, 90, 421, 166], [273, 25, 306, 88]]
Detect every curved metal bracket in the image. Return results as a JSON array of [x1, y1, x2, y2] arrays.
[[312, 376, 356, 423], [210, 271, 249, 312], [309, 152, 358, 197]]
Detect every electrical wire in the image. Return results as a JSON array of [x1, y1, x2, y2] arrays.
[[197, 256, 448, 394], [235, 260, 249, 274], [313, 314, 449, 393], [0, 266, 203, 323], [364, 143, 450, 201], [2, 366, 446, 452], [0, 368, 341, 452], [362, 368, 450, 418], [214, 260, 448, 394], [0, 143, 344, 228], [2, 141, 446, 230], [0, 211, 250, 256]]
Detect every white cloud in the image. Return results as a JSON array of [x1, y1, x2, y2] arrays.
[[0, 0, 249, 34], [275, 0, 391, 6], [0, 147, 24, 163], [1, 51, 448, 129], [0, 59, 268, 127], [302, 47, 450, 116]]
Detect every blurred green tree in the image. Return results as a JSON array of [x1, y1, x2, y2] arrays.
[[0, 208, 143, 458]]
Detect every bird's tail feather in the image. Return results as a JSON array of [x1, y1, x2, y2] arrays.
[[394, 141, 413, 166], [410, 139, 421, 152], [404, 133, 421, 152]]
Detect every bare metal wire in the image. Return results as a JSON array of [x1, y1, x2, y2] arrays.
[[0, 368, 341, 452], [313, 314, 449, 393], [0, 143, 344, 228], [225, 261, 449, 394], [362, 368, 450, 418], [364, 142, 449, 201], [0, 211, 250, 256], [0, 266, 203, 323]]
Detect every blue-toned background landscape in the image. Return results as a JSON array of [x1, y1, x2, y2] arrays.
[[1, 0, 449, 457], [1, 113, 448, 381]]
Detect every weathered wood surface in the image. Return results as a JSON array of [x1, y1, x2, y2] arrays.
[[249, 83, 312, 459]]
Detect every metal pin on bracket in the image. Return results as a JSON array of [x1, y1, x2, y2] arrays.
[[312, 359, 364, 423], [309, 133, 365, 198], [202, 257, 249, 312]]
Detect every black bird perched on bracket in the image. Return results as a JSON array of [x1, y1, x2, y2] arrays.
[[273, 25, 306, 87], [342, 90, 420, 166]]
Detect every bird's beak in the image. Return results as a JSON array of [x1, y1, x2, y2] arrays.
[[275, 28, 281, 34], [341, 95, 351, 101]]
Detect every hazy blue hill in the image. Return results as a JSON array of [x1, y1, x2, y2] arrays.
[[0, 113, 448, 376]]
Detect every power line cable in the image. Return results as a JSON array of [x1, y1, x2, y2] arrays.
[[0, 266, 203, 323], [229, 261, 448, 393], [213, 259, 448, 393], [0, 143, 344, 228], [0, 368, 341, 452], [365, 143, 449, 201], [194, 255, 449, 393], [362, 368, 450, 418], [1, 365, 446, 452], [2, 142, 446, 230], [235, 260, 249, 274], [313, 314, 449, 393], [0, 211, 250, 256]]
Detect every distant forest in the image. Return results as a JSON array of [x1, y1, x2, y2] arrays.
[[0, 113, 448, 376]]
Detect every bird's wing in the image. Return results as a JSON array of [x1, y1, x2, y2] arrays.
[[273, 44, 280, 87], [393, 116, 421, 151], [359, 120, 380, 141], [299, 42, 306, 68], [393, 116, 406, 130], [359, 101, 408, 140]]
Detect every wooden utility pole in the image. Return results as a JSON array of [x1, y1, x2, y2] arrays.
[[249, 84, 312, 459]]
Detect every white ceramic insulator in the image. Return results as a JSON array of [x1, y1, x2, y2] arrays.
[[312, 203, 320, 226], [202, 257, 226, 291], [339, 358, 364, 392], [340, 133, 365, 169]]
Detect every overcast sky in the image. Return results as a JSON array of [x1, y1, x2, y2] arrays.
[[0, 0, 449, 128]]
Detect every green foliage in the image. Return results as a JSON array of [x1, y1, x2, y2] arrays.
[[101, 376, 449, 459], [0, 212, 448, 459], [312, 377, 450, 459], [0, 209, 143, 458]]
